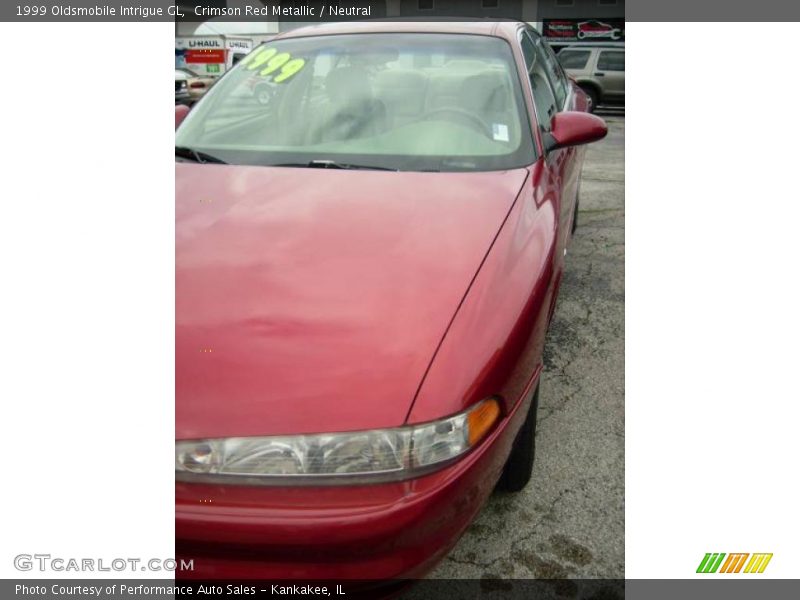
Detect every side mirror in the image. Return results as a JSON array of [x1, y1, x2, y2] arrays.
[[175, 104, 190, 129], [545, 111, 607, 152]]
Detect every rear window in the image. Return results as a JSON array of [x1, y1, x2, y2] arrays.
[[597, 51, 625, 72]]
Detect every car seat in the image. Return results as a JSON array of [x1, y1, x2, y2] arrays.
[[319, 66, 387, 142]]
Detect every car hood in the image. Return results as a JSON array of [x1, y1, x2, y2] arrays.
[[176, 164, 528, 439]]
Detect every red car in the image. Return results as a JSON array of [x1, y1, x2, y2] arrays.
[[174, 20, 606, 581]]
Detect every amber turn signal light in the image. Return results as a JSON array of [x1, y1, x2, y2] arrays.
[[467, 398, 501, 446]]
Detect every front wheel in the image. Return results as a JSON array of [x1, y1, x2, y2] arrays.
[[497, 384, 540, 492]]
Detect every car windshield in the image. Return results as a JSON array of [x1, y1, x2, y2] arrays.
[[175, 33, 535, 172]]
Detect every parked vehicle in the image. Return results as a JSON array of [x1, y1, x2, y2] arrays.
[[174, 71, 190, 105], [243, 74, 276, 105], [557, 46, 624, 111], [174, 20, 606, 582], [175, 68, 215, 104]]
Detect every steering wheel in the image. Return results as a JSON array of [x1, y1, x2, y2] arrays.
[[422, 108, 492, 138], [254, 82, 274, 106]]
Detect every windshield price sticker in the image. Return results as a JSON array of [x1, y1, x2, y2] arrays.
[[240, 47, 306, 83]]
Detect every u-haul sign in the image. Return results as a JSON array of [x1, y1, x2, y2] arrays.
[[175, 36, 254, 75]]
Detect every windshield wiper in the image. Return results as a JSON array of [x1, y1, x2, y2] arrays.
[[275, 160, 398, 172], [175, 146, 227, 165]]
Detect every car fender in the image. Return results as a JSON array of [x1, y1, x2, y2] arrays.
[[407, 161, 560, 425]]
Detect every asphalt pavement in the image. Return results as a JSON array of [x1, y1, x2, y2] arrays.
[[428, 114, 625, 580]]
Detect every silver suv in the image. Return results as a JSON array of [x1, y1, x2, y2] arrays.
[[557, 46, 624, 112]]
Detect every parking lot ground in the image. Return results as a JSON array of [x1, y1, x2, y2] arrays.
[[428, 115, 625, 580]]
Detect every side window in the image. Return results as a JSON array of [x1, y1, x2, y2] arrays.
[[520, 32, 557, 132], [520, 30, 536, 68], [533, 35, 568, 109], [558, 50, 590, 70], [597, 51, 625, 72]]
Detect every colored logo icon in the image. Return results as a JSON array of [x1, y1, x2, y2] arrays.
[[697, 553, 773, 573]]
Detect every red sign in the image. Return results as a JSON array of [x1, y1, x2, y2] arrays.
[[543, 19, 624, 42], [544, 20, 577, 38], [185, 49, 226, 64]]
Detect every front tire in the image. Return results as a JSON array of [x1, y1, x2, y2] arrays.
[[572, 189, 580, 235], [497, 384, 540, 492]]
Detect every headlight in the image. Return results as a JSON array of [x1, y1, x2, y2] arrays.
[[176, 398, 501, 484]]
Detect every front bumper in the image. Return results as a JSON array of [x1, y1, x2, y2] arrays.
[[175, 386, 533, 580]]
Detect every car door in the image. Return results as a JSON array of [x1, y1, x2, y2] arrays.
[[595, 50, 625, 102], [530, 31, 582, 230], [519, 30, 575, 260]]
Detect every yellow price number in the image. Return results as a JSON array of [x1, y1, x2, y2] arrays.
[[259, 52, 291, 76], [273, 59, 305, 83], [239, 47, 306, 84], [242, 47, 277, 70]]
